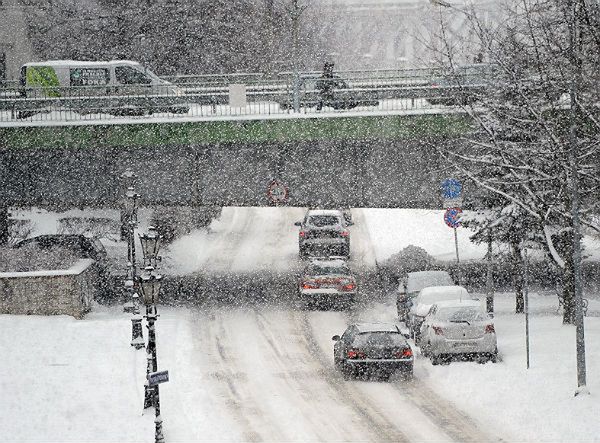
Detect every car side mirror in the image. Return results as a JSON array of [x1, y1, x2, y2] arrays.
[[294, 221, 302, 227], [332, 335, 341, 341]]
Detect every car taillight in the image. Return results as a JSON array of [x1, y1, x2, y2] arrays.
[[299, 231, 306, 238], [347, 349, 365, 359], [485, 324, 495, 334], [340, 230, 349, 237], [395, 348, 413, 358], [432, 326, 444, 335], [339, 279, 356, 291], [302, 280, 319, 289]]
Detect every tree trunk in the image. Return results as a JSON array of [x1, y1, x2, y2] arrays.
[[511, 241, 524, 313], [562, 241, 576, 325], [0, 205, 9, 245]]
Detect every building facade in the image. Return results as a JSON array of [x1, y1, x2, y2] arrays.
[[0, 0, 34, 82]]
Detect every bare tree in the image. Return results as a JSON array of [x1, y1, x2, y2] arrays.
[[430, 0, 600, 324]]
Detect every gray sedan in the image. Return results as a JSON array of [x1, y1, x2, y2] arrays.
[[419, 300, 498, 365]]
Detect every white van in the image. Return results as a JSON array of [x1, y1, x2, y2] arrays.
[[19, 60, 184, 98]]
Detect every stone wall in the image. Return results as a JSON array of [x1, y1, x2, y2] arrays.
[[0, 259, 100, 318]]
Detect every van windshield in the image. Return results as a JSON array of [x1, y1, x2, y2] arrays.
[[115, 66, 152, 85]]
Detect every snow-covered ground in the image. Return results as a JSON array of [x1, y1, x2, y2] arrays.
[[2, 293, 598, 442], [2, 206, 600, 441]]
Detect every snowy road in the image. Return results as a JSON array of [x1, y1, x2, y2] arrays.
[[159, 304, 495, 442], [165, 207, 377, 275], [157, 207, 495, 441]]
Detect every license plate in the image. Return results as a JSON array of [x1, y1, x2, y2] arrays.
[[453, 341, 477, 348]]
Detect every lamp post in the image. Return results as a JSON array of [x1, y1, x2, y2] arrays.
[[289, 0, 306, 112], [139, 227, 163, 410], [138, 266, 165, 443], [123, 182, 144, 349]]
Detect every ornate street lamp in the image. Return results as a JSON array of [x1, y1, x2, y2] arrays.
[[139, 226, 162, 268], [138, 266, 162, 306], [138, 266, 165, 443]]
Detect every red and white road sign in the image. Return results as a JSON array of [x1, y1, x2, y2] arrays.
[[267, 180, 289, 204], [444, 207, 462, 228]]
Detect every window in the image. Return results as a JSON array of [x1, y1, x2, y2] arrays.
[[115, 66, 151, 85], [307, 264, 350, 275], [308, 215, 340, 227]]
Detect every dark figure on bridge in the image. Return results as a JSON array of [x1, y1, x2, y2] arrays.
[[316, 62, 335, 110]]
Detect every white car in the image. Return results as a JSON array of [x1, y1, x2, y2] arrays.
[[396, 270, 455, 321], [419, 299, 498, 365], [407, 285, 472, 341]]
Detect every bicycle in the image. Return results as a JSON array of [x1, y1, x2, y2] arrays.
[[556, 293, 588, 316]]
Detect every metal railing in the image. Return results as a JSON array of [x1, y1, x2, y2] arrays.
[[0, 68, 488, 124]]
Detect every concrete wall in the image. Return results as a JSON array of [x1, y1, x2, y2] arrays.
[[0, 0, 34, 81], [0, 259, 100, 318], [0, 138, 459, 209]]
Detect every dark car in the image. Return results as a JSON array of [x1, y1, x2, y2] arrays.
[[13, 234, 112, 297], [14, 234, 108, 264], [294, 209, 352, 258], [298, 258, 357, 309], [332, 323, 413, 381]]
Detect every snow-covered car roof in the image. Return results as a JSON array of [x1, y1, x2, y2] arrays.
[[23, 60, 142, 67], [309, 258, 347, 268], [432, 299, 482, 309], [417, 286, 469, 304], [306, 209, 343, 217], [355, 323, 400, 334], [404, 270, 454, 293]]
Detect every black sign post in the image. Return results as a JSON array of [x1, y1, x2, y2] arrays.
[[148, 370, 169, 387]]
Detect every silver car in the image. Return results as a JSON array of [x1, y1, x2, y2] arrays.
[[419, 300, 498, 365], [407, 285, 471, 342]]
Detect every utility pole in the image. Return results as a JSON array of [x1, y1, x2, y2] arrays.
[[290, 0, 304, 112], [486, 231, 494, 316], [523, 245, 530, 369], [568, 0, 588, 395]]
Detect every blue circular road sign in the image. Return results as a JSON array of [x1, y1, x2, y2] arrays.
[[441, 178, 463, 199], [444, 207, 462, 228]]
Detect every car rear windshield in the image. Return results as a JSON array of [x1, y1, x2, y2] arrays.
[[353, 332, 405, 347], [307, 265, 350, 275], [308, 215, 340, 227], [437, 306, 487, 322]]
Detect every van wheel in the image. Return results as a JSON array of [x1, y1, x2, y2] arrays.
[[431, 355, 443, 366]]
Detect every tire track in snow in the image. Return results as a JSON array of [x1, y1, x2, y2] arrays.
[[196, 309, 267, 442], [397, 381, 500, 443], [204, 207, 255, 273], [252, 310, 362, 441], [290, 310, 412, 442]]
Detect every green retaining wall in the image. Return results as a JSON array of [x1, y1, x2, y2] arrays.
[[0, 113, 473, 149]]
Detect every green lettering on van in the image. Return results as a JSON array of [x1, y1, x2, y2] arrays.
[[26, 66, 61, 97]]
